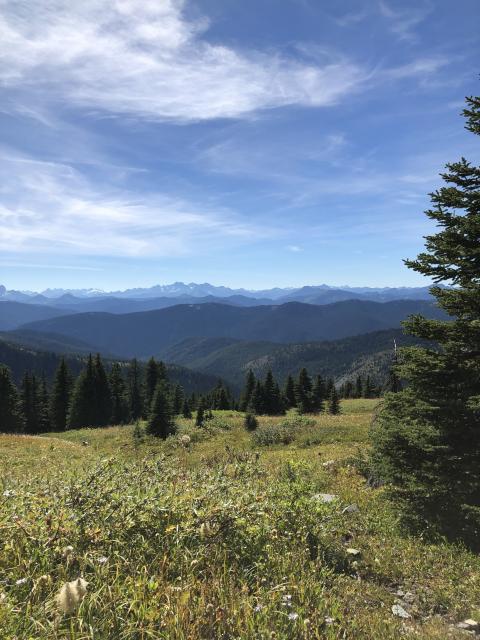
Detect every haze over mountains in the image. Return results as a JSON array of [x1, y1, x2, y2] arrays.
[[0, 281, 444, 390]]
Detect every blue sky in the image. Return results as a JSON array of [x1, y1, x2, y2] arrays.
[[0, 0, 479, 292]]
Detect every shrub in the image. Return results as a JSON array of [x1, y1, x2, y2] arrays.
[[244, 413, 258, 431], [252, 423, 295, 446]]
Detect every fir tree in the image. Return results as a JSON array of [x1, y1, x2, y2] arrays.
[[0, 366, 23, 433], [240, 369, 256, 411], [363, 375, 374, 399], [37, 375, 51, 432], [195, 400, 205, 427], [371, 95, 480, 545], [355, 375, 363, 399], [244, 413, 258, 431], [21, 372, 40, 434], [248, 380, 265, 415], [312, 374, 326, 413], [128, 359, 143, 421], [284, 375, 296, 408], [109, 363, 128, 424], [49, 358, 72, 432], [93, 354, 112, 427], [68, 355, 97, 428], [295, 368, 313, 414], [172, 384, 185, 415], [144, 357, 159, 411], [146, 381, 176, 438], [182, 398, 192, 419], [262, 370, 285, 415], [327, 386, 340, 415]]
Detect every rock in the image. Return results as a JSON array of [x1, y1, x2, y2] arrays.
[[457, 619, 478, 631], [346, 548, 361, 556], [403, 592, 415, 604], [392, 604, 411, 619], [322, 460, 336, 469], [342, 503, 359, 514], [312, 493, 337, 503]]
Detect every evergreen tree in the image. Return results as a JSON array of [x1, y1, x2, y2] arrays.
[[128, 359, 143, 421], [363, 375, 374, 399], [37, 376, 51, 432], [371, 96, 480, 544], [144, 357, 159, 411], [385, 340, 401, 394], [109, 363, 128, 424], [284, 375, 296, 408], [248, 380, 265, 415], [355, 375, 363, 399], [327, 386, 341, 415], [49, 358, 72, 432], [262, 370, 285, 415], [21, 372, 40, 434], [312, 374, 326, 413], [146, 381, 176, 438], [93, 354, 112, 427], [244, 413, 258, 431], [68, 355, 97, 428], [195, 399, 205, 427], [240, 369, 256, 411], [182, 398, 192, 419], [172, 384, 185, 415], [0, 366, 23, 433], [295, 368, 313, 414]]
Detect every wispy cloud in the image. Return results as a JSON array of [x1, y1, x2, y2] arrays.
[[378, 1, 433, 42], [0, 0, 366, 122], [0, 150, 267, 257]]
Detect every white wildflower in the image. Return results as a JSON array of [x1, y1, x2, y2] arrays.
[[3, 489, 15, 498], [15, 578, 27, 585], [180, 434, 191, 447], [288, 612, 299, 621], [56, 577, 88, 615], [97, 556, 108, 564]]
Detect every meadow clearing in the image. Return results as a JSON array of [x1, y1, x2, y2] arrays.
[[1, 399, 479, 639]]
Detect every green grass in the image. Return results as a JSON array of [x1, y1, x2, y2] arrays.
[[1, 399, 479, 639]]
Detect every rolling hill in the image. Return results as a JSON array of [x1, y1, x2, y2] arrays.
[[0, 301, 72, 330], [21, 299, 446, 359]]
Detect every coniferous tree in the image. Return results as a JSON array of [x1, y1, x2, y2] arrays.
[[144, 357, 159, 411], [128, 358, 143, 422], [284, 375, 296, 408], [355, 375, 363, 399], [50, 358, 72, 431], [195, 399, 205, 427], [363, 375, 374, 399], [295, 368, 313, 414], [262, 370, 284, 415], [371, 95, 480, 544], [93, 354, 112, 427], [37, 375, 51, 432], [68, 355, 97, 428], [249, 380, 265, 415], [182, 398, 192, 419], [146, 381, 176, 438], [244, 413, 258, 431], [172, 384, 185, 415], [109, 363, 128, 424], [21, 372, 40, 434], [0, 366, 23, 433], [327, 386, 341, 415], [312, 374, 326, 413], [241, 369, 256, 411]]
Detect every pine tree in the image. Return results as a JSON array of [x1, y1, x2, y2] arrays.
[[244, 413, 258, 431], [262, 370, 284, 415], [248, 380, 265, 415], [146, 381, 176, 438], [172, 384, 185, 415], [37, 376, 51, 432], [363, 375, 374, 399], [128, 358, 143, 421], [195, 399, 205, 427], [295, 368, 313, 414], [355, 375, 363, 399], [284, 375, 296, 408], [50, 358, 72, 431], [21, 372, 40, 434], [68, 356, 97, 428], [109, 363, 128, 424], [327, 386, 340, 415], [182, 398, 192, 419], [312, 374, 326, 413], [240, 369, 256, 411], [371, 95, 480, 544], [93, 354, 112, 427], [0, 366, 23, 433], [144, 357, 159, 411]]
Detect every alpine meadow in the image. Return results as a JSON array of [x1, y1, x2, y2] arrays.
[[0, 1, 479, 639]]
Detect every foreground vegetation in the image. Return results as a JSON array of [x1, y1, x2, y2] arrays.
[[1, 400, 479, 639]]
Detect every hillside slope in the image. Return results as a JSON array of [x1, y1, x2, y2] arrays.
[[22, 299, 446, 358], [0, 301, 72, 330]]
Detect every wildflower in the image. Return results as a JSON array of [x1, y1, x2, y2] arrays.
[[62, 545, 74, 558], [325, 616, 335, 625], [15, 578, 27, 585], [56, 577, 88, 615], [97, 556, 108, 564], [281, 594, 292, 607], [179, 434, 191, 447], [288, 612, 299, 621], [254, 604, 263, 613], [2, 489, 15, 498]]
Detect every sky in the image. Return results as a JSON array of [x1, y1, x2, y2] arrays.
[[0, 0, 479, 292]]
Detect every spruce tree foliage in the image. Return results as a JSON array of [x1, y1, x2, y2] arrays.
[[355, 375, 363, 399], [144, 357, 159, 411], [146, 381, 176, 438], [0, 366, 23, 433], [68, 355, 97, 428], [363, 375, 375, 399], [109, 363, 128, 424], [195, 400, 205, 427], [244, 413, 258, 431], [371, 96, 480, 545], [37, 376, 51, 432], [182, 398, 192, 419], [172, 384, 185, 415], [327, 386, 341, 415], [312, 375, 326, 413], [248, 380, 265, 415], [49, 358, 72, 432], [295, 368, 313, 414], [262, 370, 285, 415], [20, 372, 41, 434], [240, 369, 256, 411], [93, 354, 112, 427], [284, 375, 296, 408], [127, 359, 143, 422]]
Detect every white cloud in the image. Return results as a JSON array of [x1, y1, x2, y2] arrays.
[[378, 1, 433, 41], [0, 150, 266, 257], [287, 245, 302, 252], [0, 0, 366, 122]]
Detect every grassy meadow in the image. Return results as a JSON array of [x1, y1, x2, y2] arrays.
[[1, 399, 479, 639]]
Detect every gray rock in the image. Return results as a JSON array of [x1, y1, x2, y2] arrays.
[[392, 604, 411, 619], [342, 503, 359, 514], [312, 493, 338, 503]]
